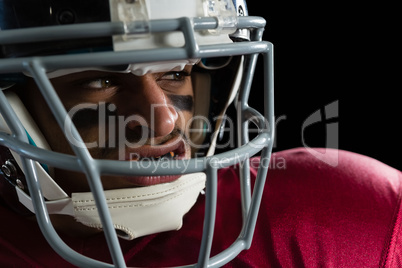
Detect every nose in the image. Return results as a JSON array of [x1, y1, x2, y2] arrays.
[[126, 75, 178, 138]]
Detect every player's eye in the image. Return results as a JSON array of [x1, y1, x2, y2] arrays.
[[160, 71, 190, 81], [86, 78, 115, 89]]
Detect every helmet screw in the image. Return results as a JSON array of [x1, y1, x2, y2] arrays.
[[58, 10, 76, 24], [16, 179, 25, 190], [1, 160, 17, 178]]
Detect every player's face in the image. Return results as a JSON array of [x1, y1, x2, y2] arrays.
[[24, 65, 194, 195]]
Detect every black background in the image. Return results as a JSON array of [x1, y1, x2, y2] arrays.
[[245, 3, 400, 170]]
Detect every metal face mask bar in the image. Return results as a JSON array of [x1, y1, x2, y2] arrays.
[[0, 15, 273, 268]]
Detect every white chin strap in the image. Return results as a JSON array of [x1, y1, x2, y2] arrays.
[[17, 172, 206, 240], [72, 173, 206, 240]]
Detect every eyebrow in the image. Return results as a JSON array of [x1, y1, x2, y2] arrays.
[[167, 94, 193, 112]]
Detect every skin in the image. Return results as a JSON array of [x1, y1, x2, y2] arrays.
[[20, 66, 195, 236]]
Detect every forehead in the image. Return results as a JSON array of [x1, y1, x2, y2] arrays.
[[45, 60, 198, 79], [51, 64, 194, 81], [50, 65, 193, 87]]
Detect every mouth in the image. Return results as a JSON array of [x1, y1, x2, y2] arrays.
[[123, 139, 188, 186], [129, 150, 182, 161], [126, 138, 187, 161]]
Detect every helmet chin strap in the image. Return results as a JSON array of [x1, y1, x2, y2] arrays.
[[17, 172, 206, 240], [72, 172, 206, 240]]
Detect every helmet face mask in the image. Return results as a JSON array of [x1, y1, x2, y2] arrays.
[[0, 0, 274, 267]]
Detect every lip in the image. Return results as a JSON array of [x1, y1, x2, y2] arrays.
[[123, 138, 187, 186]]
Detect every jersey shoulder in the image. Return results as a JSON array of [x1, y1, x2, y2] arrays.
[[245, 148, 402, 267]]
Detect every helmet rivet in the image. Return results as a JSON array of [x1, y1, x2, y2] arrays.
[[1, 160, 17, 178]]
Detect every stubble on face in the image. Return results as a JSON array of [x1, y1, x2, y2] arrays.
[[21, 68, 196, 193]]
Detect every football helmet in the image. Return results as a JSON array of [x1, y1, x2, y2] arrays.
[[0, 0, 274, 267]]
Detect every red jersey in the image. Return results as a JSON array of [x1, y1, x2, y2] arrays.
[[0, 148, 401, 267]]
